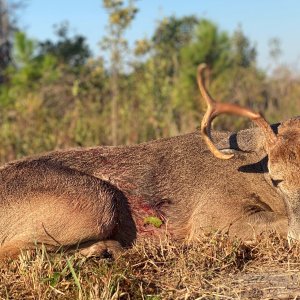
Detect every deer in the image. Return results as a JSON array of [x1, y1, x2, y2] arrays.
[[0, 64, 299, 260]]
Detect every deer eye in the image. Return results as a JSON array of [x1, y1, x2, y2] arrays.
[[271, 178, 284, 187]]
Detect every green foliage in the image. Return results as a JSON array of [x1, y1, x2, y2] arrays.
[[14, 31, 35, 65], [9, 32, 59, 88], [181, 19, 231, 74], [103, 0, 138, 28], [152, 16, 198, 55], [231, 26, 256, 68], [177, 19, 232, 120], [38, 22, 91, 68]]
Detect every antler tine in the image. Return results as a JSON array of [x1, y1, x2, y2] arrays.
[[197, 63, 234, 159], [197, 64, 277, 160], [197, 64, 215, 108]]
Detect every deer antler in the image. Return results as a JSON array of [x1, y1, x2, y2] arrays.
[[197, 63, 277, 159]]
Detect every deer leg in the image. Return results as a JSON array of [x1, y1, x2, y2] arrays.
[[0, 241, 57, 260], [0, 158, 139, 261], [0, 243, 23, 260], [79, 240, 124, 258]]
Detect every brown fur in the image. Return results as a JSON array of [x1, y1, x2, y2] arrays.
[[1, 118, 297, 259], [267, 117, 300, 240]]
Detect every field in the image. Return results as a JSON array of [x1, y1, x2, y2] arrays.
[[1, 233, 300, 300]]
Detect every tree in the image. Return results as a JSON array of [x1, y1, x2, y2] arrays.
[[8, 31, 58, 88], [152, 16, 198, 76], [101, 0, 138, 145], [0, 0, 10, 72], [231, 26, 256, 68], [180, 18, 231, 81], [0, 0, 23, 82], [38, 22, 91, 69], [177, 18, 231, 125], [130, 16, 199, 139], [0, 0, 15, 82], [268, 37, 282, 64]]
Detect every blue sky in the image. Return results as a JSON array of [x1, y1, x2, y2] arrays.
[[20, 0, 300, 71]]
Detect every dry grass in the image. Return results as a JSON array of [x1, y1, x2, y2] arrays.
[[1, 233, 300, 299]]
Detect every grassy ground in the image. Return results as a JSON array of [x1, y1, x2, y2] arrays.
[[1, 233, 300, 300]]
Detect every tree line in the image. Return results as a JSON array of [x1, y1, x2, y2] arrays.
[[0, 0, 299, 163]]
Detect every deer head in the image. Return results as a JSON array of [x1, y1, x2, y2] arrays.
[[198, 63, 300, 241]]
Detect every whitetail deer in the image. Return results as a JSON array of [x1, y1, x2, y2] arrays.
[[0, 64, 299, 259]]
